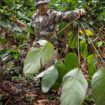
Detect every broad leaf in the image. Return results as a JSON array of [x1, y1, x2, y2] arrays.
[[79, 29, 94, 36], [23, 40, 54, 77], [67, 31, 78, 48], [80, 40, 88, 58], [34, 65, 58, 93], [55, 53, 79, 84], [64, 53, 79, 71], [96, 41, 104, 47], [87, 54, 96, 77], [60, 68, 88, 105], [54, 60, 66, 84], [92, 69, 105, 105]]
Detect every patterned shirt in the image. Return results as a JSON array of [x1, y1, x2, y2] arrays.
[[31, 9, 76, 45]]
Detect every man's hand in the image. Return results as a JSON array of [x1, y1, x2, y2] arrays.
[[74, 9, 86, 18]]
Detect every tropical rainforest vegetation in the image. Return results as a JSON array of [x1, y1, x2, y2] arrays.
[[0, 0, 105, 105]]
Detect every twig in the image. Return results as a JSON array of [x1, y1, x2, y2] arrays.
[[50, 17, 79, 39], [77, 25, 80, 67], [5, 95, 13, 105], [83, 18, 105, 36], [80, 22, 105, 64]]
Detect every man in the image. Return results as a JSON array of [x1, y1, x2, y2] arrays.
[[31, 0, 86, 47]]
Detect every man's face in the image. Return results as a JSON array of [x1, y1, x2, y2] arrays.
[[38, 3, 48, 15]]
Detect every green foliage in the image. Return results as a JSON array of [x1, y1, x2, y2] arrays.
[[54, 53, 79, 85], [35, 65, 58, 93], [54, 60, 65, 85], [80, 40, 88, 58], [92, 68, 105, 105], [0, 49, 19, 60], [87, 54, 96, 77], [96, 41, 104, 47], [60, 68, 88, 105], [64, 53, 79, 71], [67, 31, 78, 48], [0, 38, 7, 45], [23, 40, 54, 77]]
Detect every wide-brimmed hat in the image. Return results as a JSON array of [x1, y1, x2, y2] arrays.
[[35, 0, 50, 7]]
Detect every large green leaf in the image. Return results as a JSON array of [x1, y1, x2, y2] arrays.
[[60, 68, 88, 105], [67, 30, 78, 48], [34, 65, 58, 93], [23, 40, 54, 77], [87, 54, 96, 77], [92, 68, 105, 105], [80, 40, 88, 58], [54, 60, 66, 85], [64, 53, 79, 71], [54, 53, 79, 85]]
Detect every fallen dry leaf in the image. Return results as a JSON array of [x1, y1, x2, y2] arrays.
[[33, 99, 48, 105]]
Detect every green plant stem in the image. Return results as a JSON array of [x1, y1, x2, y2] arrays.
[[77, 25, 80, 67]]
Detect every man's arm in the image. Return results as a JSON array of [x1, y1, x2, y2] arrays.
[[53, 9, 86, 23]]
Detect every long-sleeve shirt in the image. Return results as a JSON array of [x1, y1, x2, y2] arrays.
[[31, 9, 76, 45]]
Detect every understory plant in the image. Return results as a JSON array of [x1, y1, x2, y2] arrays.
[[23, 17, 105, 105]]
